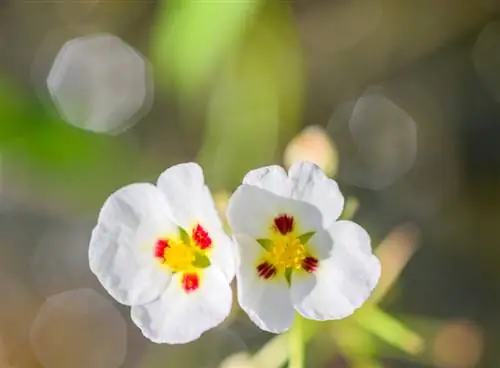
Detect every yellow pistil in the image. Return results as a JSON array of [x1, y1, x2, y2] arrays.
[[162, 238, 195, 273], [268, 233, 306, 273]]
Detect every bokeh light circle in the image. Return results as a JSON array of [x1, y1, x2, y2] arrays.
[[30, 288, 127, 368], [46, 33, 153, 135], [30, 221, 100, 297], [327, 88, 417, 189], [432, 320, 483, 368]]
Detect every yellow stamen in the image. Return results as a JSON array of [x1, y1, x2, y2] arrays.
[[162, 239, 195, 272], [268, 233, 306, 273]]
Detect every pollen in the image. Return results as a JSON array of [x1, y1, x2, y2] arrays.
[[257, 214, 319, 280], [302, 256, 319, 273], [182, 273, 200, 293], [192, 224, 212, 250], [154, 239, 169, 258], [256, 262, 277, 279], [269, 234, 307, 272], [155, 238, 195, 273]]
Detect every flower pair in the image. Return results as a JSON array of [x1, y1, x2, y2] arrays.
[[89, 162, 380, 344]]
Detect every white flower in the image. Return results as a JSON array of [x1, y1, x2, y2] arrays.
[[89, 163, 235, 344], [226, 162, 381, 333]]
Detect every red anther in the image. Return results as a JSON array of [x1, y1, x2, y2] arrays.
[[302, 257, 319, 273], [273, 214, 295, 235], [256, 262, 277, 279], [192, 224, 212, 250], [182, 273, 200, 293], [154, 239, 169, 259]]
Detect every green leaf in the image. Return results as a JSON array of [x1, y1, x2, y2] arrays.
[[285, 268, 292, 284], [179, 227, 191, 246], [197, 2, 304, 190], [297, 231, 315, 245], [354, 307, 424, 355], [256, 238, 273, 251], [192, 252, 211, 269]]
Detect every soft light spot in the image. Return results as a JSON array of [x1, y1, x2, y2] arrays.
[[273, 214, 294, 235], [29, 288, 127, 368], [192, 224, 212, 250], [432, 320, 483, 368], [283, 125, 339, 178], [327, 89, 417, 190], [46, 33, 153, 135], [181, 273, 200, 293], [30, 221, 100, 297], [349, 93, 417, 189]]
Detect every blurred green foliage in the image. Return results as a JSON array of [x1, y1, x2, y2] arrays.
[[0, 77, 147, 210], [152, 0, 261, 96]]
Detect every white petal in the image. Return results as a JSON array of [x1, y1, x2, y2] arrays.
[[209, 228, 236, 282], [234, 234, 294, 333], [288, 161, 344, 228], [227, 185, 324, 239], [290, 221, 380, 320], [243, 165, 291, 197], [227, 185, 282, 239], [156, 162, 221, 230], [89, 183, 176, 306], [131, 266, 232, 344], [157, 163, 235, 279]]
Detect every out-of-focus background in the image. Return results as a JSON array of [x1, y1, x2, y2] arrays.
[[0, 0, 499, 367]]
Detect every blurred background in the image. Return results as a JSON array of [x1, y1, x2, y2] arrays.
[[0, 0, 499, 366]]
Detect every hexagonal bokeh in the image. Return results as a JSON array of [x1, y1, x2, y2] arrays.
[[327, 88, 417, 190], [30, 288, 127, 368], [30, 220, 101, 298], [46, 33, 153, 135]]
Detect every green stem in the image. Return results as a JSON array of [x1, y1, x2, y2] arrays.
[[289, 314, 304, 368]]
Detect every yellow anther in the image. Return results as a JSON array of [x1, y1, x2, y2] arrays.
[[162, 239, 195, 272], [268, 233, 306, 272]]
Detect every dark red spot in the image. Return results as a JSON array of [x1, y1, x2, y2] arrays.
[[192, 224, 212, 250], [302, 257, 319, 273], [273, 214, 294, 235], [256, 262, 277, 279], [154, 239, 169, 259], [182, 273, 200, 293]]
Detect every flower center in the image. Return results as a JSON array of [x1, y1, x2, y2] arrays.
[[154, 224, 212, 274], [269, 233, 306, 272], [162, 239, 195, 272], [255, 213, 319, 281]]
